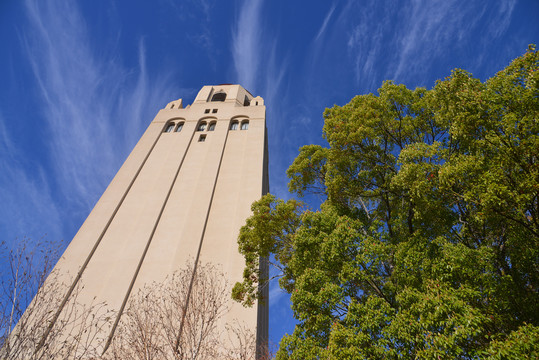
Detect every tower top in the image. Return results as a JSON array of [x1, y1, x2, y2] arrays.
[[193, 84, 263, 107], [164, 84, 264, 113]]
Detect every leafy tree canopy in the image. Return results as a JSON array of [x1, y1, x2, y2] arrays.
[[233, 46, 539, 359]]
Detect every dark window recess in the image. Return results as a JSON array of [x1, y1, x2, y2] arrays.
[[175, 123, 183, 132], [199, 134, 206, 142], [197, 122, 207, 131], [164, 123, 174, 132], [212, 109, 218, 113], [241, 121, 249, 130], [208, 123, 216, 131], [243, 96, 250, 106], [211, 92, 226, 102], [230, 122, 239, 130], [204, 109, 210, 113]]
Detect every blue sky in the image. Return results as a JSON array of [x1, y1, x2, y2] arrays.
[[0, 0, 537, 346]]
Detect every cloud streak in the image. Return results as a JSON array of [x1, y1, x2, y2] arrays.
[[343, 0, 517, 89], [22, 0, 174, 211], [315, 4, 336, 42], [232, 0, 263, 93], [0, 113, 63, 243], [0, 0, 179, 246], [165, 0, 216, 66]]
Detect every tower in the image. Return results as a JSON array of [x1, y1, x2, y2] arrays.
[[42, 85, 269, 356]]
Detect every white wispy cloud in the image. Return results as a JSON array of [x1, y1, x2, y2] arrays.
[[164, 0, 216, 67], [22, 0, 175, 213], [343, 0, 392, 90], [344, 0, 517, 89], [231, 0, 288, 118], [315, 4, 336, 42], [391, 0, 475, 81], [232, 0, 263, 93], [0, 0, 181, 247], [488, 0, 516, 39], [0, 114, 63, 243]]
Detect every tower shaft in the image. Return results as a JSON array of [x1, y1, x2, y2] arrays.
[[45, 84, 268, 356]]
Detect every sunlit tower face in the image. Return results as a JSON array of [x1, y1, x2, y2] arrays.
[[39, 84, 269, 355]]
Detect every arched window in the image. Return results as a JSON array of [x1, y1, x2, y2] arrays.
[[240, 121, 249, 130], [197, 122, 207, 131], [164, 123, 175, 133], [230, 121, 239, 130], [243, 96, 250, 106], [175, 122, 184, 132], [211, 92, 227, 102], [208, 122, 216, 131]]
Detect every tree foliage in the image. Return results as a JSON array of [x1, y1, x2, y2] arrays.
[[233, 46, 539, 359]]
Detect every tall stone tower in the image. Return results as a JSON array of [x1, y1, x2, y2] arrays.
[[46, 84, 268, 355]]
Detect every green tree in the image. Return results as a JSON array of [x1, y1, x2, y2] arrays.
[[233, 46, 539, 359]]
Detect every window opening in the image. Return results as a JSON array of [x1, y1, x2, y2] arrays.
[[212, 109, 218, 113], [241, 121, 249, 130], [164, 123, 175, 132], [204, 109, 210, 113], [171, 104, 175, 109], [199, 134, 206, 142], [230, 121, 239, 130], [211, 92, 226, 102], [175, 123, 184, 132], [243, 96, 250, 106], [208, 123, 216, 131], [197, 122, 207, 131]]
